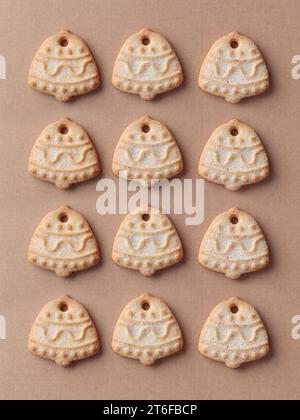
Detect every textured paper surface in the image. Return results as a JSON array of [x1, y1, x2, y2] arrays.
[[0, 0, 300, 400]]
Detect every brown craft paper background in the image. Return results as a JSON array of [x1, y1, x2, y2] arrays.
[[0, 0, 299, 401]]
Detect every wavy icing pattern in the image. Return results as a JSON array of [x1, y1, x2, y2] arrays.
[[36, 58, 94, 77], [36, 146, 94, 164], [36, 233, 94, 253], [118, 231, 177, 251], [120, 320, 177, 341], [119, 55, 177, 76], [213, 60, 264, 79], [212, 235, 264, 255], [210, 147, 264, 166], [118, 143, 176, 163], [37, 323, 94, 343], [212, 324, 265, 344]]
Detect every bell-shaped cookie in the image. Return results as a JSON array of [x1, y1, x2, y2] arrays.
[[112, 28, 183, 100], [112, 294, 183, 366], [199, 120, 270, 191], [112, 116, 183, 185], [112, 206, 183, 276], [199, 208, 270, 279], [28, 118, 100, 189], [28, 296, 100, 367], [199, 297, 270, 369], [28, 30, 100, 101], [199, 32, 270, 103], [28, 206, 100, 277]]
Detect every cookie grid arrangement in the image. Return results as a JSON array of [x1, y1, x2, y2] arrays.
[[27, 29, 271, 369]]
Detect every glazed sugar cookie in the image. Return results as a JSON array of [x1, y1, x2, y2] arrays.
[[199, 119, 270, 191], [28, 206, 100, 277], [28, 30, 100, 101], [28, 118, 100, 189], [112, 206, 183, 276], [112, 28, 183, 100], [199, 208, 270, 279], [199, 32, 270, 103], [112, 294, 183, 366], [199, 297, 270, 369], [28, 296, 100, 367], [112, 116, 183, 185]]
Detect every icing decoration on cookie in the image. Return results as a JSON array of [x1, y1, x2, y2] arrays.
[[113, 28, 183, 100], [28, 206, 100, 277], [28, 118, 100, 189], [112, 206, 183, 276], [199, 32, 270, 103], [199, 119, 269, 191], [112, 116, 183, 185], [28, 30, 100, 101], [199, 297, 270, 369], [28, 296, 100, 367], [112, 294, 183, 365], [199, 208, 270, 279]]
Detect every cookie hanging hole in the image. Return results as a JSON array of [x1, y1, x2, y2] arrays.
[[230, 40, 239, 49], [59, 303, 69, 312], [58, 213, 69, 223], [59, 37, 69, 48], [142, 214, 150, 222], [142, 124, 151, 134], [59, 125, 69, 135], [231, 128, 239, 137], [230, 216, 239, 225], [142, 301, 150, 311], [230, 305, 239, 314], [142, 37, 151, 46]]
